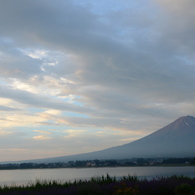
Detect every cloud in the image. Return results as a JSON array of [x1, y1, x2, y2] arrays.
[[0, 85, 92, 113], [0, 130, 13, 136], [33, 135, 51, 140], [0, 39, 42, 79], [1, 0, 194, 110], [0, 105, 19, 111], [0, 0, 194, 118], [63, 129, 87, 139], [33, 130, 52, 134]]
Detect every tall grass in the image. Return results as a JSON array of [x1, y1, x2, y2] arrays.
[[0, 175, 194, 194]]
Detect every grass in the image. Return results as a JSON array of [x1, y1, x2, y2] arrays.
[[0, 175, 194, 194]]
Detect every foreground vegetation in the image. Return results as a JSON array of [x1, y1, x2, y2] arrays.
[[0, 175, 195, 195]]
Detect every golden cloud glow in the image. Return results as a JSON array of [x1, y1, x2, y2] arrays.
[[33, 135, 51, 140]]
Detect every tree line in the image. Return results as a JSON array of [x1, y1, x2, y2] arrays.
[[0, 157, 194, 170]]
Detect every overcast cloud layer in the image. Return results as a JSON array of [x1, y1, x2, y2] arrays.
[[0, 0, 195, 161]]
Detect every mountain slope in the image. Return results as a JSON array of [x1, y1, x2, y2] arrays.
[[5, 116, 195, 163]]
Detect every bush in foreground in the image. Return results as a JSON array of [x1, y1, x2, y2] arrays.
[[0, 175, 194, 195], [175, 183, 195, 195]]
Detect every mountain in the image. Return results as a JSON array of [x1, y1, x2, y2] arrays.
[[4, 116, 195, 163]]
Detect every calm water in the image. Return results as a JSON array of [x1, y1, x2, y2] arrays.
[[0, 166, 195, 186]]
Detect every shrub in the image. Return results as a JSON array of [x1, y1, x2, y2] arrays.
[[175, 183, 195, 195], [112, 182, 139, 195], [74, 182, 104, 195]]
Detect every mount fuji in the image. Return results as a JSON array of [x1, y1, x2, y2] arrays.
[[4, 116, 195, 163]]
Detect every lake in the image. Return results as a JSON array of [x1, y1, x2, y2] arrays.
[[0, 166, 195, 186]]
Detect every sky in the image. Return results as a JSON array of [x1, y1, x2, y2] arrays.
[[0, 0, 195, 162]]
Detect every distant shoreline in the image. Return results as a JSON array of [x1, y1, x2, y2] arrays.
[[1, 157, 194, 170], [0, 165, 194, 171]]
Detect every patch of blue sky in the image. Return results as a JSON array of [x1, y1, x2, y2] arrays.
[[0, 78, 9, 86], [71, 101, 83, 106], [39, 95, 84, 107], [59, 95, 84, 106], [63, 111, 89, 118], [72, 95, 84, 106]]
